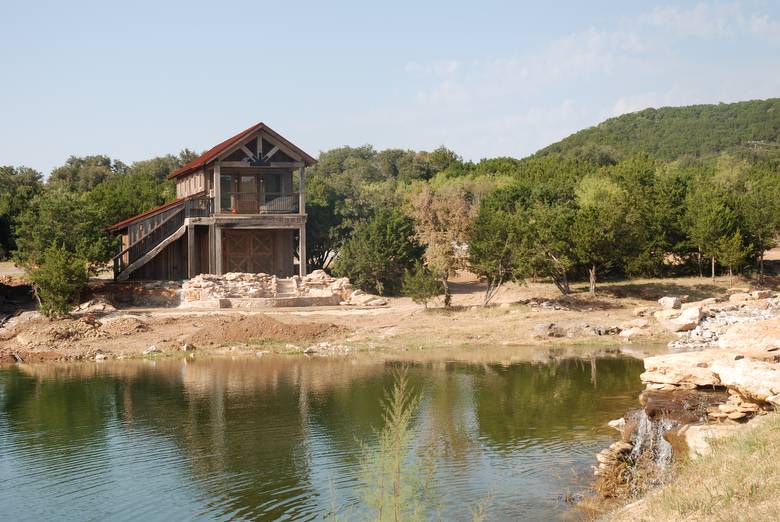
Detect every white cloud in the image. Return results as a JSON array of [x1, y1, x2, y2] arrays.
[[639, 2, 780, 43], [745, 13, 780, 43], [639, 3, 739, 38], [403, 59, 460, 76], [392, 2, 780, 159]]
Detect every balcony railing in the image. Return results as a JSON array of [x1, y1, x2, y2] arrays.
[[221, 192, 299, 214]]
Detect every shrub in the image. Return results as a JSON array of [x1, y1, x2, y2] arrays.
[[402, 262, 442, 308], [332, 209, 423, 295], [27, 244, 89, 317]]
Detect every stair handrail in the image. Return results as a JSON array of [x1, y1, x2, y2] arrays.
[[111, 202, 185, 262]]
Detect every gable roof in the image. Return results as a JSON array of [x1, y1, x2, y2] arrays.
[[168, 122, 317, 179]]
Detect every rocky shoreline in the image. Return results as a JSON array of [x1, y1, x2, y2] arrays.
[[592, 289, 780, 506]]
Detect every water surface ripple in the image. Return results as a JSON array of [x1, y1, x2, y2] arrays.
[[0, 351, 644, 521]]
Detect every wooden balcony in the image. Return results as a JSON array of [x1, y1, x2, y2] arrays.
[[220, 191, 300, 215]]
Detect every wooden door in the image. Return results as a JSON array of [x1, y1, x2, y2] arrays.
[[222, 230, 274, 274], [237, 175, 259, 214]]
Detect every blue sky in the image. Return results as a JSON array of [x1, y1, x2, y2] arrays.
[[1, 1, 779, 175]]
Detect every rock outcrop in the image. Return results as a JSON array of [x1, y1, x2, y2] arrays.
[[653, 306, 704, 333]]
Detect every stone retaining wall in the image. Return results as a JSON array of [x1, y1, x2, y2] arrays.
[[92, 270, 387, 309]]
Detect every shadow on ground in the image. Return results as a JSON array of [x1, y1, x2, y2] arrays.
[[0, 281, 35, 323], [600, 282, 727, 301]]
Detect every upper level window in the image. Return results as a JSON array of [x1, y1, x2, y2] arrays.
[[263, 174, 282, 194], [220, 174, 233, 211]]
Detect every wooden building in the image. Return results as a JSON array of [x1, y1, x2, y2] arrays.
[[108, 123, 316, 281]]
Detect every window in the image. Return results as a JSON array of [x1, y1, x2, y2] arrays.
[[220, 174, 233, 211]]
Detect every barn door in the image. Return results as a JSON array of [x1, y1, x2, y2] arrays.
[[222, 230, 274, 274]]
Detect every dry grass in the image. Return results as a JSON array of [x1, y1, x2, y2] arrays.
[[602, 414, 780, 522]]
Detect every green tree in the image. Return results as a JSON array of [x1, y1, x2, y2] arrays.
[[48, 155, 127, 192], [85, 171, 171, 228], [715, 230, 751, 286], [14, 189, 113, 272], [572, 175, 628, 294], [27, 243, 89, 317], [469, 200, 530, 305], [736, 163, 780, 279], [527, 202, 577, 294], [0, 166, 43, 258], [684, 177, 737, 279], [332, 209, 423, 295]]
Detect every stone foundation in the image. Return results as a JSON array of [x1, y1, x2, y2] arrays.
[[92, 270, 388, 309], [179, 270, 355, 308]]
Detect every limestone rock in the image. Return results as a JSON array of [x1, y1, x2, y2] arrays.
[[143, 345, 160, 355], [345, 290, 388, 306], [674, 306, 705, 331], [641, 351, 724, 387], [709, 358, 780, 403], [655, 306, 704, 332], [718, 318, 780, 355], [658, 296, 682, 309], [74, 298, 117, 314], [729, 292, 754, 303], [533, 322, 565, 338], [674, 424, 743, 457]]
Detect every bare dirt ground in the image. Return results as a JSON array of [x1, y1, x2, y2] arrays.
[[3, 267, 768, 364], [0, 261, 25, 278]]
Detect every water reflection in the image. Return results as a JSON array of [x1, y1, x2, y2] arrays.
[[0, 348, 645, 520]]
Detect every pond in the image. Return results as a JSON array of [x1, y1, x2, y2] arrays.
[[0, 348, 645, 521]]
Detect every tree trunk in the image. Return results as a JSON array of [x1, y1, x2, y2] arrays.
[[729, 266, 734, 287], [552, 274, 570, 296], [442, 276, 451, 308], [484, 275, 504, 306], [711, 256, 716, 281], [759, 251, 765, 285], [588, 265, 597, 295]]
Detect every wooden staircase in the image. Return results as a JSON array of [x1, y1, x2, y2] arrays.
[[112, 196, 211, 281]]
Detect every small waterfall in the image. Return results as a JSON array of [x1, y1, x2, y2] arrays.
[[628, 409, 677, 470]]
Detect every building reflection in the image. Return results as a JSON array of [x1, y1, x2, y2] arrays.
[[0, 347, 645, 519]]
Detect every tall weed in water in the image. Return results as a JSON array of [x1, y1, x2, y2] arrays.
[[357, 366, 438, 521]]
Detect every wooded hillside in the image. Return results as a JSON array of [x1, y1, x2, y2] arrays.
[[535, 98, 780, 162]]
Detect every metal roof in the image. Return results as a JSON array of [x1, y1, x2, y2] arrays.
[[167, 122, 317, 179]]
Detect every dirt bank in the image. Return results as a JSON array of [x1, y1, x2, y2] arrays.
[[0, 272, 766, 363], [0, 312, 344, 363], [185, 314, 343, 347]]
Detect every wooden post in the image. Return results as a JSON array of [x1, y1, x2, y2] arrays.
[[208, 224, 215, 274], [215, 226, 223, 275], [187, 223, 196, 278], [213, 163, 221, 214], [298, 225, 307, 277], [298, 166, 305, 215]]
